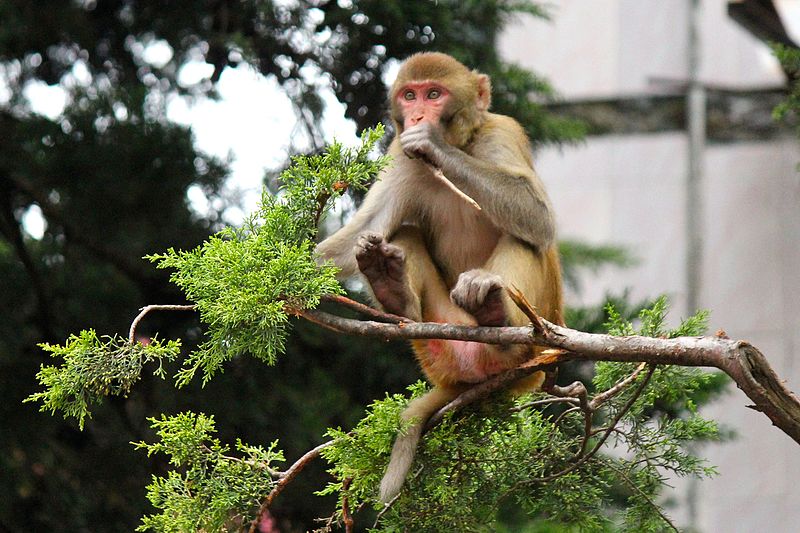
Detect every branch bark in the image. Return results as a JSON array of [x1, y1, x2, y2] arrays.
[[249, 440, 334, 533], [300, 307, 800, 445]]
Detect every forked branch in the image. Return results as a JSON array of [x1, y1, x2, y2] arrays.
[[123, 295, 800, 524], [302, 298, 800, 446]]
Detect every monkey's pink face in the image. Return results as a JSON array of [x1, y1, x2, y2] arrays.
[[396, 82, 450, 131]]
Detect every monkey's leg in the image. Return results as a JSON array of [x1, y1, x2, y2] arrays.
[[449, 236, 554, 390], [355, 232, 418, 319], [379, 385, 463, 503], [452, 235, 556, 328], [357, 227, 476, 324]]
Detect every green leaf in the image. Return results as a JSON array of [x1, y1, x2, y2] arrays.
[[25, 330, 181, 429]]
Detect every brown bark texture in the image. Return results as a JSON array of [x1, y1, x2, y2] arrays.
[[300, 307, 800, 445]]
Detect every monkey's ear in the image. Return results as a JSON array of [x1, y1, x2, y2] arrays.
[[476, 73, 492, 111]]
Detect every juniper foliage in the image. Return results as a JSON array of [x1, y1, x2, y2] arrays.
[[133, 412, 284, 532], [25, 126, 723, 531], [27, 126, 387, 416], [320, 298, 720, 532]]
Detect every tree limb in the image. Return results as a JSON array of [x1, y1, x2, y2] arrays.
[[249, 440, 334, 533], [121, 296, 800, 523], [299, 306, 800, 446]]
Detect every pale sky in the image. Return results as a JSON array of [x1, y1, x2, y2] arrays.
[[165, 61, 359, 222], [12, 57, 363, 237]]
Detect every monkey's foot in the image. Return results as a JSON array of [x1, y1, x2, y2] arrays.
[[356, 232, 412, 318], [450, 270, 507, 326]]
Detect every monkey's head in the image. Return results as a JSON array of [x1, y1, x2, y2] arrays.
[[390, 52, 491, 148]]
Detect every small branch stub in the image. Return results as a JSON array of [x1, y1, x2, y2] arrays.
[[128, 304, 196, 344]]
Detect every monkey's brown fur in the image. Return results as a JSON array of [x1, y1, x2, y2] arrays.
[[316, 52, 562, 502]]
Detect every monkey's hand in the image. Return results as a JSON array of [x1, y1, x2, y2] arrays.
[[400, 122, 450, 166]]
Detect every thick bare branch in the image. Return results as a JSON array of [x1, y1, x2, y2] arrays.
[[300, 306, 800, 446]]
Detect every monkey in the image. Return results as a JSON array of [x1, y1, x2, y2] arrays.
[[316, 52, 563, 503]]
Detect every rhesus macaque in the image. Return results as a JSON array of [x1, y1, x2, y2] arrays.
[[316, 52, 562, 503]]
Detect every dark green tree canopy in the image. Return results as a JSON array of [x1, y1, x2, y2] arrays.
[[0, 2, 588, 530]]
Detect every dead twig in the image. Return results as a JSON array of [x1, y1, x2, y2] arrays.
[[424, 163, 481, 211], [128, 304, 197, 344], [507, 285, 545, 334]]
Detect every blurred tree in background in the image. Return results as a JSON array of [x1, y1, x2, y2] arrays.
[[0, 1, 596, 531]]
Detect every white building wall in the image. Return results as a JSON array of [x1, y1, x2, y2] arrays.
[[500, 1, 800, 531], [501, 0, 785, 100]]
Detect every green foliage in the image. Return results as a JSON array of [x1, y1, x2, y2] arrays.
[[320, 384, 422, 503], [595, 295, 719, 417], [24, 330, 180, 430], [564, 291, 651, 335], [147, 127, 387, 385], [25, 128, 388, 426], [772, 43, 800, 125], [320, 299, 723, 531], [133, 412, 284, 532], [559, 240, 636, 294]]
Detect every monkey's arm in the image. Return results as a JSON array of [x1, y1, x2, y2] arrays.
[[316, 167, 409, 276], [401, 120, 555, 249]]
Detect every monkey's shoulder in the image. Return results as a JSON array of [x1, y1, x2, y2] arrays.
[[470, 113, 534, 166], [481, 112, 528, 136]]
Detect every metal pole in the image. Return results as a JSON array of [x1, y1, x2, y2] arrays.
[[686, 0, 705, 527], [686, 0, 706, 317]]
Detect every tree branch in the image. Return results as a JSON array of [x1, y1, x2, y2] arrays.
[[341, 477, 354, 533], [604, 459, 680, 532], [249, 440, 334, 533], [128, 304, 197, 344], [321, 294, 412, 324], [117, 295, 800, 524], [299, 306, 800, 446]]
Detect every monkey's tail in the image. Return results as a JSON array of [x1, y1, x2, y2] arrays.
[[379, 386, 459, 503]]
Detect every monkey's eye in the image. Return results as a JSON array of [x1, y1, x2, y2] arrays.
[[403, 90, 416, 101], [427, 88, 441, 99]]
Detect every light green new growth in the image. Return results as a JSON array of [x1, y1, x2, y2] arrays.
[[133, 412, 284, 532], [25, 330, 181, 430], [25, 126, 389, 423]]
